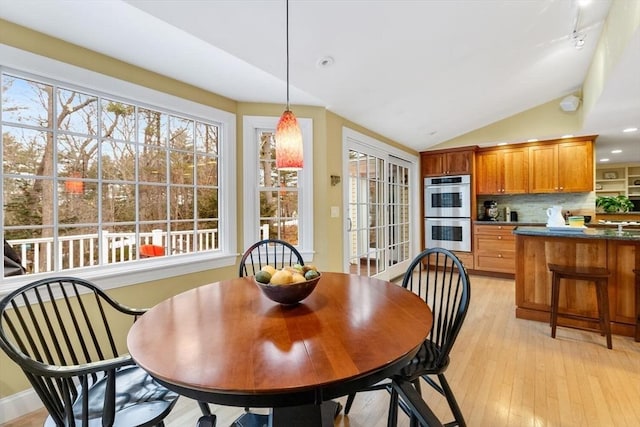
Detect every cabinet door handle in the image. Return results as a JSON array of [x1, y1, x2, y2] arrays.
[[498, 254, 503, 258]]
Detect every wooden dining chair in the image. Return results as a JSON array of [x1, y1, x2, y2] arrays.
[[238, 238, 304, 277], [344, 247, 471, 427], [0, 277, 179, 427]]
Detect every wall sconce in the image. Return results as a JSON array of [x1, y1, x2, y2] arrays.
[[330, 175, 341, 186]]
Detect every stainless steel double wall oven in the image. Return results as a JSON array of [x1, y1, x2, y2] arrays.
[[424, 175, 471, 252]]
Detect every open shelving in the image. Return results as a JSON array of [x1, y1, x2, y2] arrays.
[[596, 163, 640, 198]]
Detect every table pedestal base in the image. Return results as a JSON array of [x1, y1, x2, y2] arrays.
[[231, 401, 341, 427]]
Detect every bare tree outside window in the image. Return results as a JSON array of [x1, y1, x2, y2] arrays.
[[1, 72, 220, 276], [258, 131, 299, 244]]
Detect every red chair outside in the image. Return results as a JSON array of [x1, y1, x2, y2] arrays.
[[140, 244, 165, 258]]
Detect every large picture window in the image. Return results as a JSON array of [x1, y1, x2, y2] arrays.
[[1, 48, 236, 288]]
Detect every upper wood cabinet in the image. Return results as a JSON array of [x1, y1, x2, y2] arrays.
[[476, 146, 528, 195], [528, 138, 594, 193], [421, 148, 474, 177]]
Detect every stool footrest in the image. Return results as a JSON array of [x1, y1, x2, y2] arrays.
[[555, 312, 603, 324]]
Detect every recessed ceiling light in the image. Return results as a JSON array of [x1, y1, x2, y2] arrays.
[[561, 134, 573, 138], [527, 138, 538, 142], [600, 158, 610, 162], [623, 127, 638, 133], [611, 149, 622, 154], [316, 56, 334, 68], [578, 0, 591, 7]]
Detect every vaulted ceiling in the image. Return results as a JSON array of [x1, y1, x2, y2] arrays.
[[1, 0, 638, 161]]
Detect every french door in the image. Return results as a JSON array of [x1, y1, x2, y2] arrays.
[[343, 129, 418, 280]]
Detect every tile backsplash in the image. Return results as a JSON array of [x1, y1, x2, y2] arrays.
[[477, 192, 596, 223]]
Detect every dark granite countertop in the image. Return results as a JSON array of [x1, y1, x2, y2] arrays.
[[513, 226, 640, 241]]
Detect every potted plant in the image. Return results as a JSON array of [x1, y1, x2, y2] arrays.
[[595, 195, 634, 213]]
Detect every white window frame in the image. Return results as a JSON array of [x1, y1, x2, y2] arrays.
[[242, 115, 314, 261], [0, 44, 237, 295]]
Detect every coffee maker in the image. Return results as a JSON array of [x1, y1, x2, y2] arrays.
[[482, 200, 499, 221]]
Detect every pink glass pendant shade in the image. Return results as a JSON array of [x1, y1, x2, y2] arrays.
[[275, 109, 303, 170]]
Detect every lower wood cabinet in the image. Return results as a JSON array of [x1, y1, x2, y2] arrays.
[[453, 251, 474, 271], [473, 224, 516, 274]]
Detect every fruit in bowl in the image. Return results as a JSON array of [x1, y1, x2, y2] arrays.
[[254, 264, 321, 305]]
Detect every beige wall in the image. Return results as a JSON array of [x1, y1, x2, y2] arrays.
[[429, 95, 584, 149], [0, 20, 415, 400]]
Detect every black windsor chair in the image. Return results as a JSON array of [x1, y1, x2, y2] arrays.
[[344, 247, 471, 427], [238, 238, 304, 277], [0, 277, 179, 427]]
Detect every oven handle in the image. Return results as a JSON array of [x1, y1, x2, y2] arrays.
[[425, 184, 470, 190]]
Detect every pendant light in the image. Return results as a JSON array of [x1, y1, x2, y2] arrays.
[[275, 0, 303, 171]]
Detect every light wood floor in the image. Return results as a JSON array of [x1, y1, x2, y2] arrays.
[[3, 274, 639, 427]]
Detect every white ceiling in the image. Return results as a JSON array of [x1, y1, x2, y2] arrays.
[[1, 0, 638, 162]]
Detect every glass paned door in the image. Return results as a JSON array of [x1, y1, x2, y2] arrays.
[[386, 156, 412, 278], [346, 149, 413, 279], [347, 150, 386, 276]]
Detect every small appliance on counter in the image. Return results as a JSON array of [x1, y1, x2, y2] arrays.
[[482, 200, 499, 221]]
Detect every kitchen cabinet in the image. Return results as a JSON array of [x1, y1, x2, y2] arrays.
[[473, 224, 516, 274], [476, 146, 528, 195], [453, 251, 474, 270], [528, 138, 594, 193], [421, 148, 474, 177]]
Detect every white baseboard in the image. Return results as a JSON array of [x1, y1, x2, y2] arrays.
[[0, 388, 43, 424]]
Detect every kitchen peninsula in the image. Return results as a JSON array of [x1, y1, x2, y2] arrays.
[[514, 226, 639, 339]]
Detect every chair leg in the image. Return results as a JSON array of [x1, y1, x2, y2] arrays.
[[392, 378, 444, 427], [344, 393, 356, 415], [596, 280, 612, 349], [387, 387, 400, 427], [550, 273, 561, 338], [438, 373, 466, 427], [407, 379, 420, 427]]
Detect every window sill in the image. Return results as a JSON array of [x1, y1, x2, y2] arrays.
[[0, 252, 237, 296]]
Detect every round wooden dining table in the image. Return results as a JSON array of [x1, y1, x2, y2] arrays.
[[127, 272, 433, 427]]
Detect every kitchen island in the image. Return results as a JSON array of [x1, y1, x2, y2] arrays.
[[514, 226, 639, 338]]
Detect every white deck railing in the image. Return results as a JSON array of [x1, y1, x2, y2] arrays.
[[6, 229, 217, 274]]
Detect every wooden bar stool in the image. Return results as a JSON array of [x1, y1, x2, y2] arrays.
[[634, 269, 640, 342], [548, 264, 612, 349]]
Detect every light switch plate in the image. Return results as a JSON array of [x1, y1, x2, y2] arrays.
[[330, 206, 339, 218]]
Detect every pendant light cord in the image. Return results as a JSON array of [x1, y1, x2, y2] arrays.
[[286, 0, 290, 110]]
